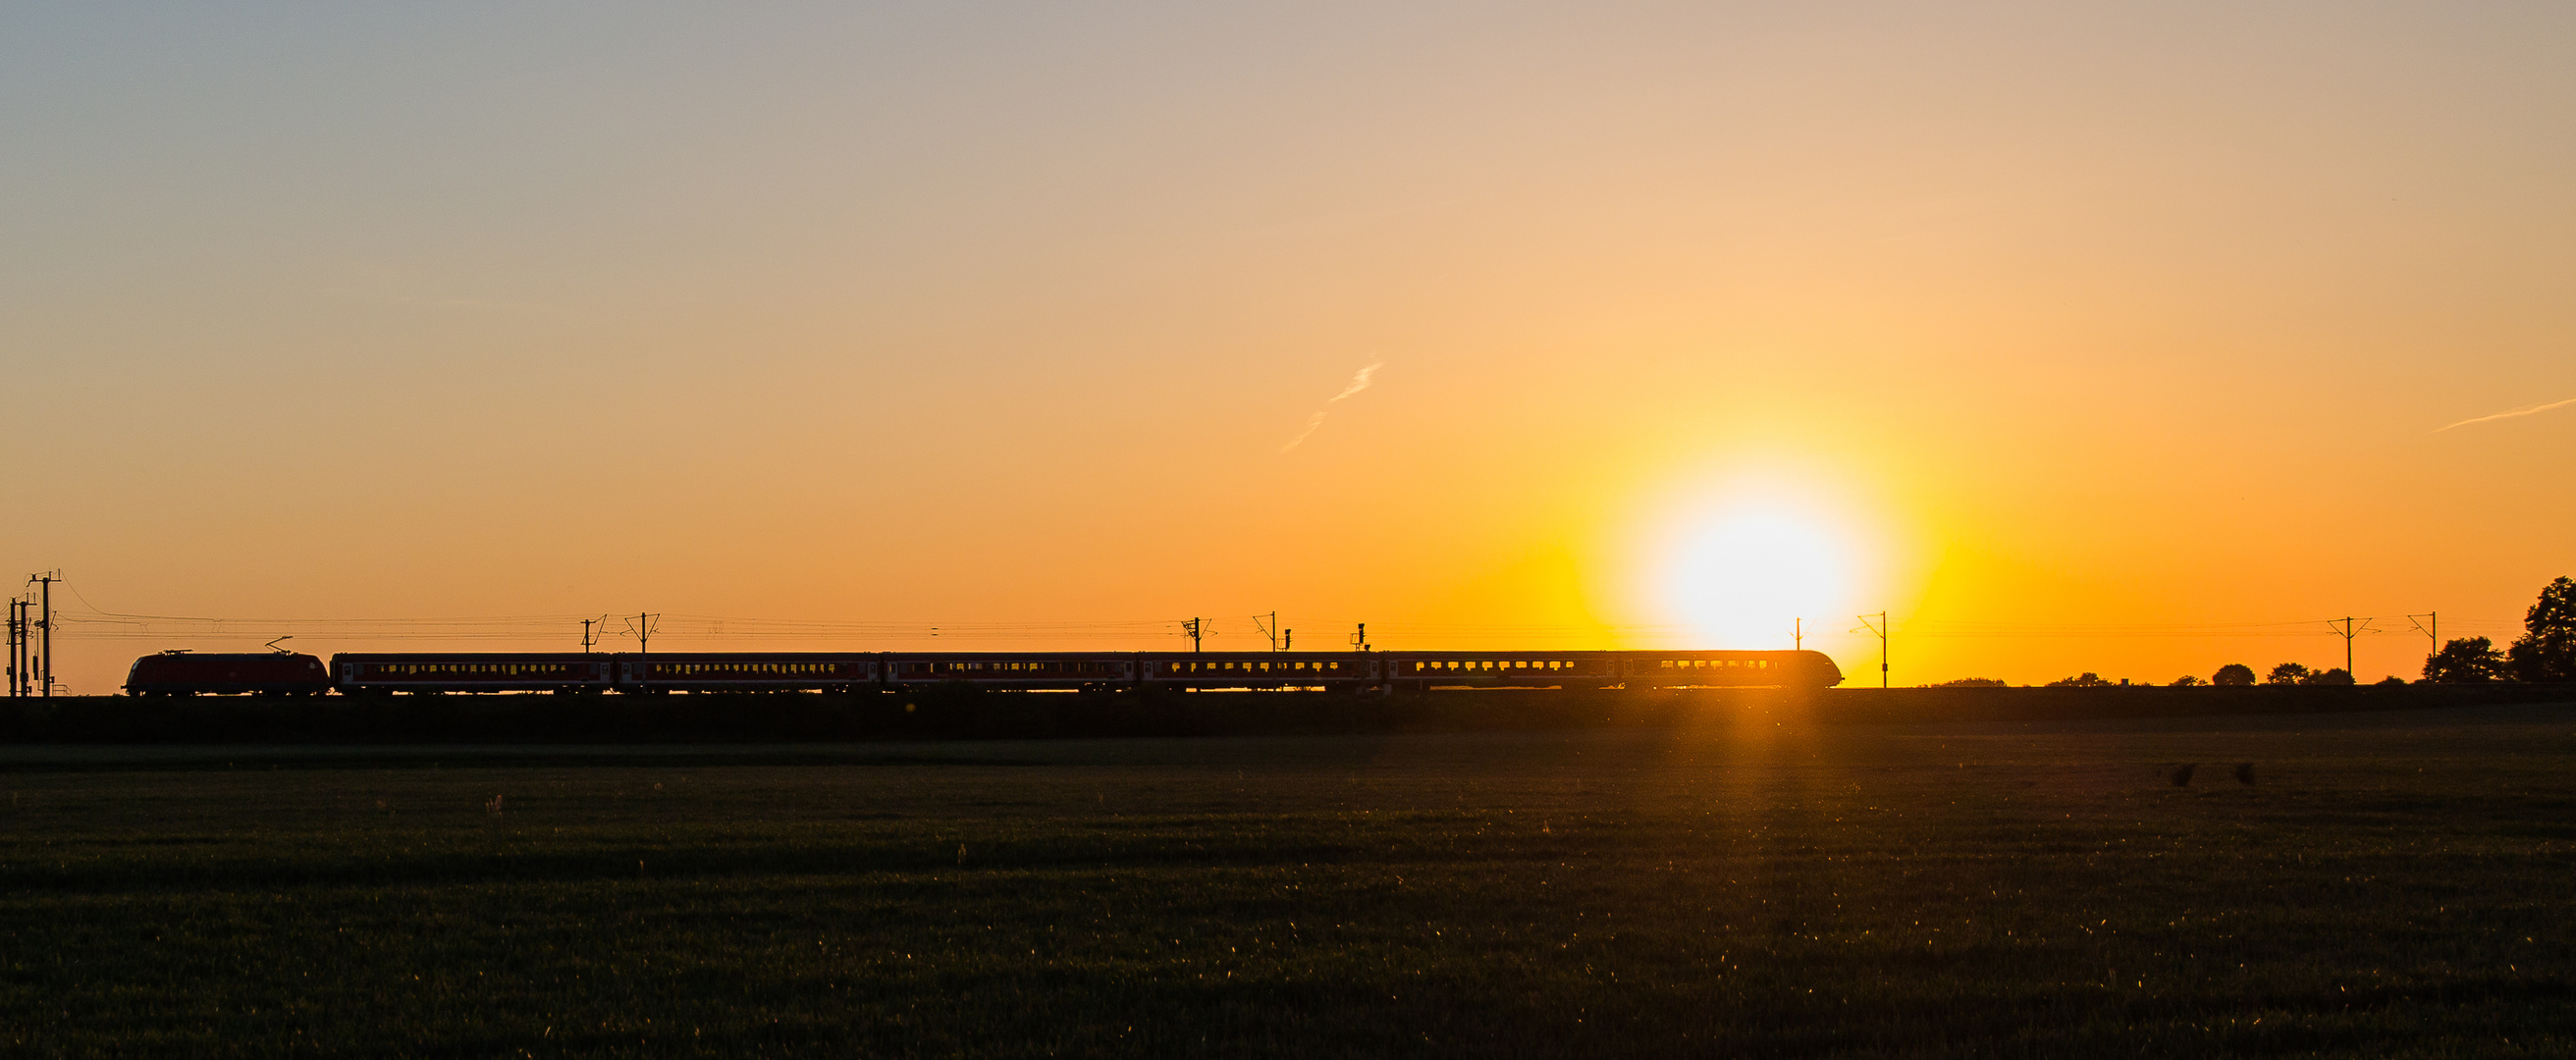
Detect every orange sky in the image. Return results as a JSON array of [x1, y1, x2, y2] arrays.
[[6, 3, 2571, 693]]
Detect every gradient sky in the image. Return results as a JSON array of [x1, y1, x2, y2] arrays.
[[6, 2, 2571, 693]]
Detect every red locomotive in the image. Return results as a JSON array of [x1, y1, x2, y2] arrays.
[[125, 651, 332, 696]]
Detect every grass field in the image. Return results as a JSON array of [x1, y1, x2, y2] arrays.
[[4, 703, 2574, 1056]]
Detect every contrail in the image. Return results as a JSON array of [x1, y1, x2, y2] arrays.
[[1280, 361, 1384, 452], [2436, 395, 2576, 432]]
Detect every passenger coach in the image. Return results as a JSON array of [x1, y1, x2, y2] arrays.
[[620, 653, 874, 694], [1384, 650, 1841, 690], [333, 653, 612, 694], [882, 654, 1134, 691], [1142, 652, 1381, 689]]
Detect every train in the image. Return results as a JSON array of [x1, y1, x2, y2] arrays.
[[125, 648, 1844, 696]]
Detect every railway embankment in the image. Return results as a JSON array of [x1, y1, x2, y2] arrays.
[[0, 683, 2570, 744]]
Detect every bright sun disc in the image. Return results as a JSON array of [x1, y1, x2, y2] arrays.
[[1661, 506, 1853, 649]]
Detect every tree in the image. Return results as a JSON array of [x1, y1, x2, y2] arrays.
[[1928, 677, 2008, 688], [2266, 662, 2312, 685], [2423, 637, 2504, 683], [2171, 674, 2205, 687], [2213, 663, 2255, 687], [2303, 667, 2354, 686], [2507, 575, 2576, 683], [2046, 672, 2116, 688]]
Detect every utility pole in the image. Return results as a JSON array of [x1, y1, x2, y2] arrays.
[[2329, 616, 2363, 677], [581, 616, 602, 654], [627, 612, 659, 691], [1184, 617, 1203, 653], [1856, 611, 1888, 688], [1795, 617, 1802, 651], [5, 597, 23, 697], [1257, 611, 1280, 652], [28, 572, 57, 698], [1350, 623, 1368, 652], [2407, 612, 2437, 669]]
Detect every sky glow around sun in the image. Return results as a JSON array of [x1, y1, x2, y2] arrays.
[[1653, 497, 1862, 651]]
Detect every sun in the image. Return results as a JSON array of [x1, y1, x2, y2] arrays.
[[1657, 504, 1856, 649]]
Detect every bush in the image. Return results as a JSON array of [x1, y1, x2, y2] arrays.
[[2303, 667, 2355, 686], [1926, 678, 2008, 688], [2046, 672, 2117, 688], [2171, 675, 2205, 687], [2266, 662, 2313, 686], [2424, 637, 2504, 683], [2212, 663, 2255, 687]]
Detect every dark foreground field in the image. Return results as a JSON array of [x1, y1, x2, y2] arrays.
[[4, 705, 2574, 1057], [7, 682, 2571, 744]]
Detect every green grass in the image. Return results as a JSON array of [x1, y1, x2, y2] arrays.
[[4, 705, 2575, 1056]]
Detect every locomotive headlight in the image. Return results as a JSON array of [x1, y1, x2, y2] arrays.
[[1659, 504, 1855, 650]]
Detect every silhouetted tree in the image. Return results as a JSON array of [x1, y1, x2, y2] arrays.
[[2375, 675, 2406, 686], [2171, 674, 2205, 687], [2303, 667, 2354, 686], [2212, 663, 2255, 686], [2507, 575, 2576, 683], [2046, 672, 2116, 688], [2265, 662, 2312, 685], [1927, 678, 2008, 688], [2423, 637, 2504, 683]]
